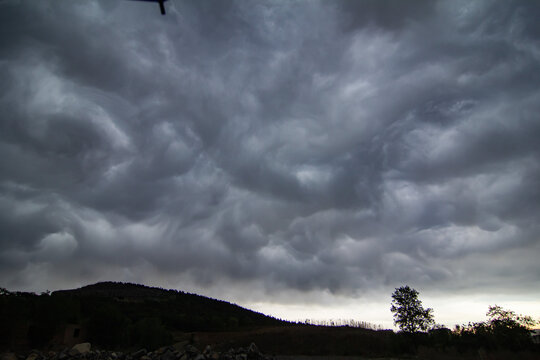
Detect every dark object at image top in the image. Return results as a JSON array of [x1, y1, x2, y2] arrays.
[[127, 0, 169, 15]]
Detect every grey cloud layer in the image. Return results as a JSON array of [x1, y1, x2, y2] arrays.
[[1, 0, 539, 301]]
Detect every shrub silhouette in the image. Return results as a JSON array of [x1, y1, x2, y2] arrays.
[[130, 317, 172, 350], [86, 304, 129, 347], [454, 305, 537, 351]]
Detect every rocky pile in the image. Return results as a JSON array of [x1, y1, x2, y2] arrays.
[[1, 342, 272, 360]]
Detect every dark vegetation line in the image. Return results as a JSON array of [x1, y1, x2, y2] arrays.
[[299, 318, 385, 330]]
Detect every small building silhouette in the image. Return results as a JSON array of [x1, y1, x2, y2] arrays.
[[51, 323, 87, 347]]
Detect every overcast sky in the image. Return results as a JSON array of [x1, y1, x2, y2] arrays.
[[1, 0, 540, 329]]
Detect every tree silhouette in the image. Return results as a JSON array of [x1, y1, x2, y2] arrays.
[[390, 285, 434, 333], [455, 305, 537, 350]]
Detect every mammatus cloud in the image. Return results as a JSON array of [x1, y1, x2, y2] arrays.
[[1, 0, 540, 325]]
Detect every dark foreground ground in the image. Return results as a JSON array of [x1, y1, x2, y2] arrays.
[[178, 328, 540, 360], [184, 326, 392, 355], [4, 344, 540, 360]]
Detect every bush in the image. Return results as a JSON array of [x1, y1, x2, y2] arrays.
[[453, 305, 537, 351], [86, 304, 129, 347], [129, 317, 172, 350]]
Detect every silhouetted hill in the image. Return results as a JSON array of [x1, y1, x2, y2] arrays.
[[54, 281, 286, 330], [52, 281, 174, 299], [1, 282, 287, 350]]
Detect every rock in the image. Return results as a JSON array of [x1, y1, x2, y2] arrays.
[[247, 344, 259, 355], [2, 343, 273, 360], [70, 343, 92, 356], [184, 346, 198, 356], [172, 342, 188, 353], [132, 350, 147, 360], [1, 353, 18, 360], [234, 355, 246, 360], [25, 353, 39, 360], [159, 350, 175, 360], [247, 343, 262, 360]]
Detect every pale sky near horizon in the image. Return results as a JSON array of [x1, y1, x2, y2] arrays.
[[1, 0, 540, 330]]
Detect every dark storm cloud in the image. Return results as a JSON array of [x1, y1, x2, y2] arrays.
[[337, 0, 437, 31], [1, 0, 539, 307]]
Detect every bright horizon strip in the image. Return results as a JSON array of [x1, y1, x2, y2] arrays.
[[246, 296, 540, 331]]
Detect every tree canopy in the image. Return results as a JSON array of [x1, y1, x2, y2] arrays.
[[390, 285, 434, 333]]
